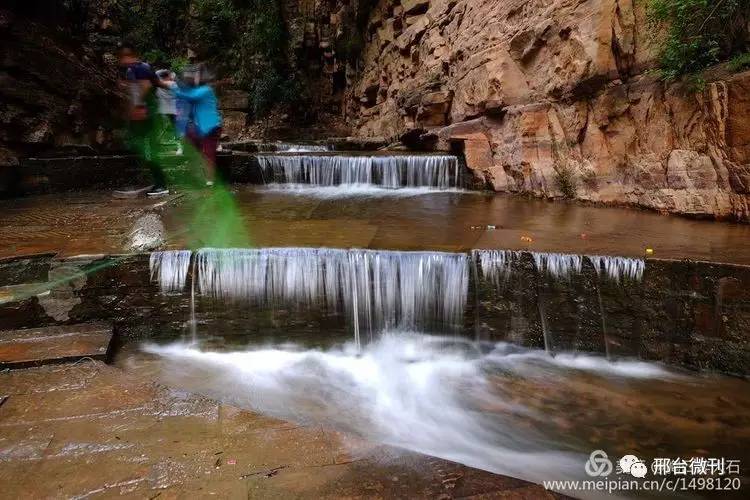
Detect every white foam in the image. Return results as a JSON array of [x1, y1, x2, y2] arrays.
[[144, 333, 586, 484], [144, 334, 680, 489], [486, 344, 675, 379]]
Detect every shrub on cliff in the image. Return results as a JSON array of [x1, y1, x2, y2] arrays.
[[648, 0, 750, 81]]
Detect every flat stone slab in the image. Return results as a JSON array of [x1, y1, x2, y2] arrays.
[[0, 360, 567, 499], [0, 322, 113, 369]]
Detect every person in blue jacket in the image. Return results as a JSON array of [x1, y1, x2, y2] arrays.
[[174, 66, 222, 186]]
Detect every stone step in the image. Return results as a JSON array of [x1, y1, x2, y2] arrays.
[[0, 322, 113, 370], [0, 253, 54, 287]]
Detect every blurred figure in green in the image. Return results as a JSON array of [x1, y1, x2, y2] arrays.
[[117, 41, 169, 196]]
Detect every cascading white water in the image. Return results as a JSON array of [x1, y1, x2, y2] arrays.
[[149, 250, 191, 294], [474, 250, 645, 283], [275, 143, 331, 152], [149, 249, 646, 334], [145, 250, 684, 493], [144, 332, 676, 488], [257, 154, 461, 189], [187, 248, 469, 332], [476, 250, 519, 286], [589, 255, 645, 282], [532, 252, 584, 280]]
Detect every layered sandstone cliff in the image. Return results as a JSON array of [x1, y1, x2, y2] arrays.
[[341, 0, 750, 221]]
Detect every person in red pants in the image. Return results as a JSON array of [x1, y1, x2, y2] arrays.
[[175, 66, 222, 186]]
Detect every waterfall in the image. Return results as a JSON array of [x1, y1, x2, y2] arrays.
[[474, 250, 645, 283], [275, 143, 331, 153], [150, 249, 645, 341], [589, 255, 645, 282], [256, 154, 461, 188], [182, 248, 469, 332], [476, 250, 519, 286], [532, 252, 584, 280], [149, 250, 191, 293]]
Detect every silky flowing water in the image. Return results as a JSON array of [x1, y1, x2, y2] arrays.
[[142, 248, 750, 494], [256, 154, 462, 189]]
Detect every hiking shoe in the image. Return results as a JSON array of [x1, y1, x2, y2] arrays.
[[147, 188, 170, 197]]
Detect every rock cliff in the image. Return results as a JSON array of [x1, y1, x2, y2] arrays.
[[0, 5, 123, 167], [340, 0, 750, 221]]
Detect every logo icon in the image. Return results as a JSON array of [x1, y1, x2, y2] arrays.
[[619, 455, 639, 474], [631, 461, 648, 478], [585, 450, 613, 477], [618, 454, 648, 478]]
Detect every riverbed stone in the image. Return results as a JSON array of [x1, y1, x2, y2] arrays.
[[0, 322, 112, 369], [0, 360, 558, 499]]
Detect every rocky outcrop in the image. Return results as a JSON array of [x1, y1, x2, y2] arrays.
[[217, 89, 250, 139], [0, 7, 122, 163], [342, 0, 750, 221]]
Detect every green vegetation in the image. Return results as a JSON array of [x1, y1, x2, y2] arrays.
[[647, 0, 750, 81], [555, 167, 577, 200], [234, 0, 304, 116], [117, 0, 191, 67], [116, 0, 305, 118], [728, 52, 750, 72]]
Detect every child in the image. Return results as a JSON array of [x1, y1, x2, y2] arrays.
[[174, 67, 222, 186], [155, 70, 182, 155]]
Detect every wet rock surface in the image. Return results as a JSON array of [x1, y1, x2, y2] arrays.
[[0, 192, 176, 259], [0, 360, 560, 499], [0, 322, 112, 369]]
